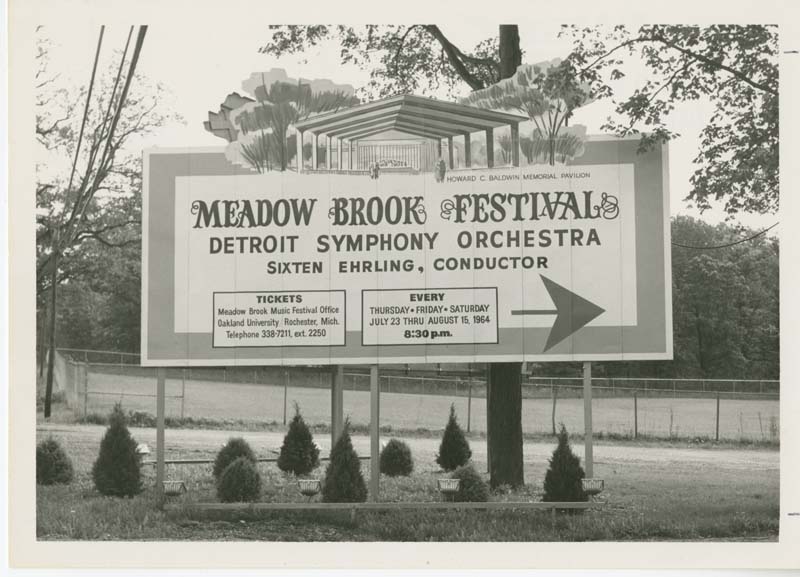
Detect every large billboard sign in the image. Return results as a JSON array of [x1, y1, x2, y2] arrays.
[[142, 136, 671, 366]]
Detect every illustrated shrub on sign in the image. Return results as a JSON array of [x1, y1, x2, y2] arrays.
[[543, 424, 588, 502], [436, 404, 471, 471], [322, 420, 367, 503], [216, 457, 262, 502], [277, 404, 320, 476], [379, 438, 414, 477], [450, 463, 490, 502], [213, 437, 257, 480], [91, 404, 143, 497], [36, 437, 74, 485]]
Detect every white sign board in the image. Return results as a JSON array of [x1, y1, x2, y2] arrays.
[[142, 137, 671, 366]]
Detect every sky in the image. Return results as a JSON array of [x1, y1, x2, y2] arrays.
[[39, 22, 779, 231]]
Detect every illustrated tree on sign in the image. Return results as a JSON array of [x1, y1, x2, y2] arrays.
[[462, 59, 593, 165], [204, 73, 359, 172]]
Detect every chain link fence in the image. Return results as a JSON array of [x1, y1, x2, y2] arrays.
[[52, 349, 779, 442]]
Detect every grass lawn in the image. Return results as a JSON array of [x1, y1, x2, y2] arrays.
[[36, 422, 778, 541]]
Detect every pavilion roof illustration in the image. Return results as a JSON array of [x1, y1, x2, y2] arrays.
[[293, 94, 528, 141]]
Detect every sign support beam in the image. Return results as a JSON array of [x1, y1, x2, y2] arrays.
[[155, 367, 166, 509], [369, 365, 380, 500], [331, 365, 344, 449], [583, 361, 593, 478]]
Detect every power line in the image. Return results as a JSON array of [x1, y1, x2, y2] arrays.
[[60, 25, 105, 239], [671, 222, 778, 250]]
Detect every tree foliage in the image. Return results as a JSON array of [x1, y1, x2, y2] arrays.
[[205, 77, 359, 172], [463, 59, 593, 165], [562, 24, 778, 215], [322, 420, 367, 503], [436, 404, 472, 472], [91, 404, 143, 497], [260, 25, 519, 99], [450, 463, 490, 502], [216, 457, 262, 503], [668, 216, 779, 378], [37, 437, 74, 485], [543, 424, 587, 503], [213, 438, 257, 480], [532, 217, 779, 380], [36, 29, 177, 298], [277, 404, 320, 476], [379, 438, 414, 477]]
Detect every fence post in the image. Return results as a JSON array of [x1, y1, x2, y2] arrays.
[[283, 370, 289, 425], [83, 362, 89, 417], [155, 367, 166, 509], [715, 392, 721, 442], [634, 391, 638, 439], [71, 361, 78, 410], [181, 369, 186, 420], [369, 365, 380, 501], [467, 381, 472, 433], [551, 384, 557, 436], [583, 362, 593, 478]]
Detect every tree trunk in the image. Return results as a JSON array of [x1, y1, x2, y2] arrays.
[[485, 25, 525, 489], [487, 362, 524, 488], [44, 247, 58, 419], [498, 25, 522, 79]]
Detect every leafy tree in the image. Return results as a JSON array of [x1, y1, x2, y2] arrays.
[[260, 25, 522, 98], [562, 24, 778, 216], [322, 420, 367, 503], [91, 404, 142, 497], [36, 26, 180, 415], [450, 463, 490, 502], [213, 438, 257, 480], [543, 424, 587, 503], [216, 457, 262, 503], [37, 437, 74, 485], [436, 404, 472, 472], [277, 404, 320, 476], [668, 216, 779, 378], [379, 438, 414, 477], [531, 217, 779, 380]]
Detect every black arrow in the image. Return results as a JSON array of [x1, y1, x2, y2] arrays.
[[511, 275, 605, 352]]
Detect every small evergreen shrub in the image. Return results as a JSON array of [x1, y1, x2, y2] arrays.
[[322, 420, 367, 503], [216, 457, 262, 502], [543, 424, 588, 503], [380, 438, 414, 477], [36, 437, 74, 485], [450, 463, 489, 502], [277, 404, 320, 476], [91, 404, 143, 497], [436, 404, 471, 471], [213, 437, 257, 480]]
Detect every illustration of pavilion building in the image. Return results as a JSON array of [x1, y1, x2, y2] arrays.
[[293, 94, 527, 174]]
